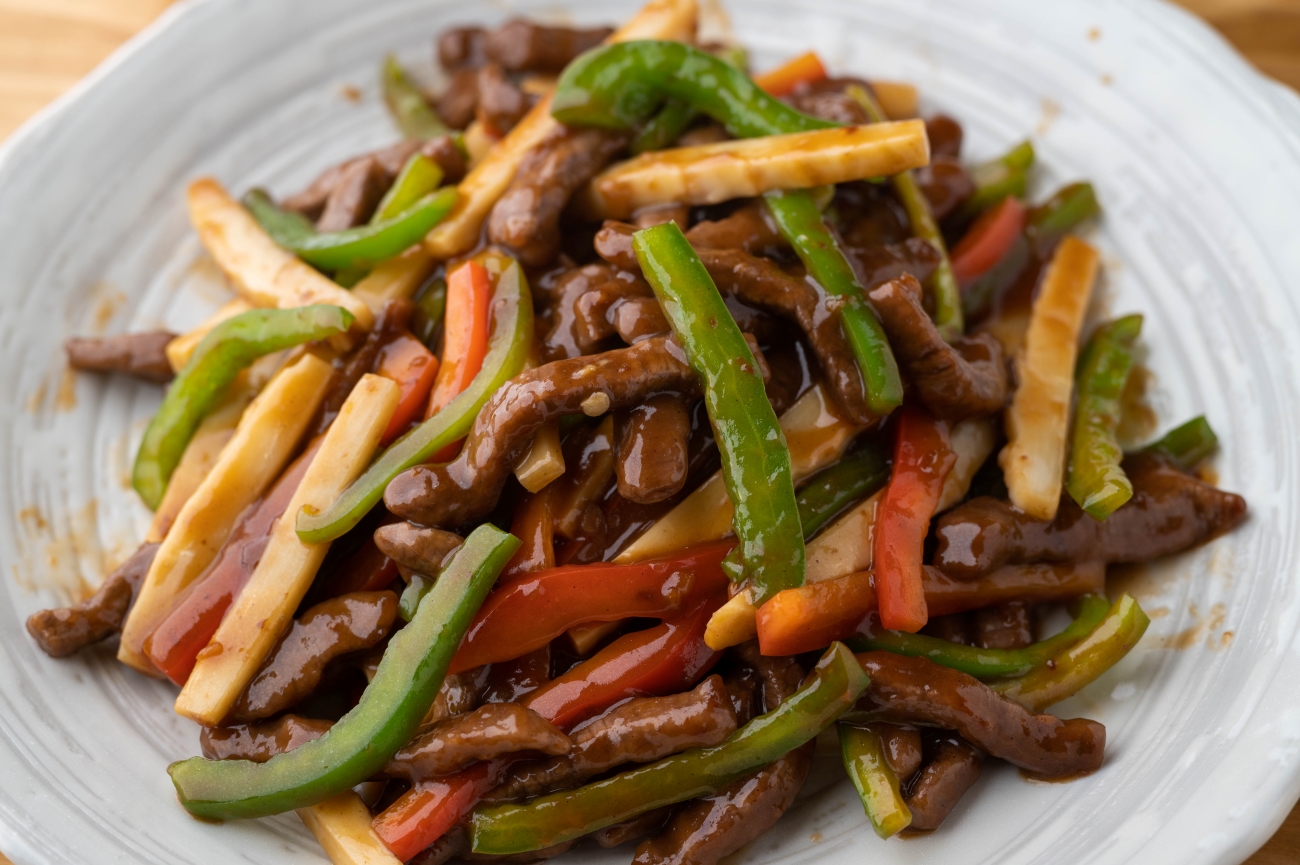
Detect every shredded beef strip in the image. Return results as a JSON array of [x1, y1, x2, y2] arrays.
[[594, 808, 675, 848], [65, 332, 176, 383], [200, 714, 333, 762], [438, 27, 489, 70], [616, 393, 692, 504], [231, 591, 398, 721], [868, 275, 1008, 419], [316, 155, 387, 231], [439, 68, 482, 129], [855, 651, 1105, 778], [485, 19, 613, 73], [488, 126, 629, 267], [385, 336, 765, 528], [851, 236, 942, 290], [426, 667, 490, 725], [476, 63, 535, 135], [373, 522, 463, 577], [543, 263, 651, 361], [283, 138, 467, 219], [921, 613, 974, 646], [492, 675, 738, 802], [385, 703, 570, 782], [876, 722, 923, 782], [722, 666, 761, 726], [973, 602, 1034, 649], [611, 296, 672, 345], [27, 542, 160, 658], [732, 641, 804, 714], [933, 452, 1249, 581], [915, 157, 975, 222], [484, 645, 553, 704], [926, 115, 964, 159], [685, 201, 789, 257], [904, 734, 984, 831], [312, 299, 413, 436]]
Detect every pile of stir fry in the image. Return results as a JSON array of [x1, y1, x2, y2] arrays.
[[36, 0, 1248, 861]]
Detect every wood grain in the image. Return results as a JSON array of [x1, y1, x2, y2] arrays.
[[0, 1, 1297, 864]]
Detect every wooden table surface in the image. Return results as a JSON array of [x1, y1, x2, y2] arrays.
[[0, 0, 1297, 863]]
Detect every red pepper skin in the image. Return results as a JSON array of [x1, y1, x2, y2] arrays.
[[372, 592, 725, 860], [450, 541, 731, 675], [314, 539, 400, 599], [377, 332, 440, 445], [145, 440, 320, 685], [951, 195, 1026, 287], [873, 407, 955, 632]]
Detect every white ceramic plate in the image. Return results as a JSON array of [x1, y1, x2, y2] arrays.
[[2, 0, 1299, 863]]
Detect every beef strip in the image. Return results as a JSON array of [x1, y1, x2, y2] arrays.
[[543, 263, 651, 361], [921, 613, 974, 646], [611, 296, 672, 344], [385, 703, 570, 782], [312, 299, 413, 436], [852, 236, 942, 290], [488, 126, 629, 267], [316, 156, 387, 231], [926, 115, 964, 159], [231, 591, 398, 721], [385, 336, 753, 528], [426, 667, 490, 725], [439, 27, 489, 70], [877, 722, 923, 782], [973, 602, 1034, 649], [868, 274, 1009, 419], [615, 393, 692, 504], [933, 452, 1249, 580], [633, 744, 813, 865], [855, 651, 1105, 778], [732, 641, 804, 712], [200, 714, 333, 762], [685, 201, 788, 257], [484, 645, 553, 704], [476, 63, 535, 135], [412, 826, 470, 865], [26, 542, 160, 657], [439, 68, 482, 129], [915, 157, 975, 222], [594, 808, 675, 848], [904, 734, 984, 831], [485, 19, 613, 73], [65, 332, 176, 382], [283, 139, 467, 219], [787, 87, 869, 126], [373, 523, 463, 577], [722, 666, 761, 726]]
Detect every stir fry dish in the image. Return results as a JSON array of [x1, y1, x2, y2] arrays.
[[35, 0, 1249, 861]]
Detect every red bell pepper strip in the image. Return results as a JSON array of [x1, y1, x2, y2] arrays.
[[313, 539, 400, 600], [752, 51, 827, 97], [372, 593, 725, 859], [452, 542, 732, 675], [755, 562, 1106, 656], [951, 195, 1026, 287], [500, 488, 556, 581], [873, 406, 955, 632], [427, 260, 491, 419], [377, 332, 440, 445], [145, 439, 320, 685]]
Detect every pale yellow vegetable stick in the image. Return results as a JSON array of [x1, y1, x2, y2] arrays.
[[298, 792, 403, 865], [872, 80, 918, 119], [352, 246, 435, 315], [937, 417, 997, 513], [424, 0, 699, 259], [578, 121, 930, 220], [514, 420, 566, 493], [175, 374, 399, 724], [187, 177, 374, 332], [118, 353, 334, 674], [165, 299, 254, 373], [616, 383, 860, 564], [1000, 236, 1100, 520]]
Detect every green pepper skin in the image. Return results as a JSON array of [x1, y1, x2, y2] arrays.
[[838, 724, 911, 838], [1141, 416, 1219, 470], [846, 85, 963, 341], [1067, 315, 1144, 520], [954, 140, 1035, 225], [469, 642, 870, 855], [296, 259, 533, 544], [634, 222, 805, 604], [848, 595, 1112, 679], [764, 189, 904, 415], [411, 277, 448, 349], [629, 46, 749, 155], [552, 41, 830, 138], [399, 572, 436, 622], [244, 187, 458, 272], [994, 594, 1150, 712], [373, 153, 444, 223], [382, 55, 450, 141], [168, 524, 520, 820], [131, 305, 354, 509]]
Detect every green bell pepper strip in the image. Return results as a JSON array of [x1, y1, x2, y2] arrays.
[[722, 435, 891, 580], [994, 594, 1150, 713], [634, 222, 806, 604], [382, 54, 450, 141], [552, 42, 903, 413], [167, 524, 520, 820], [847, 85, 963, 341], [847, 594, 1112, 680], [838, 723, 911, 838], [244, 186, 458, 272], [1067, 315, 1144, 520], [399, 573, 436, 622], [411, 277, 448, 349], [954, 140, 1035, 225], [469, 641, 869, 855], [630, 46, 749, 155], [295, 258, 534, 543], [373, 153, 444, 223], [552, 40, 831, 138], [1141, 415, 1218, 470], [131, 305, 354, 510], [764, 189, 904, 415]]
